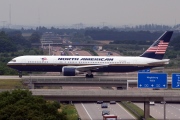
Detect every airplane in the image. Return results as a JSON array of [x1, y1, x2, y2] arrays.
[[7, 31, 173, 78]]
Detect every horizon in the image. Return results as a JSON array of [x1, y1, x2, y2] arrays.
[[0, 23, 179, 30]]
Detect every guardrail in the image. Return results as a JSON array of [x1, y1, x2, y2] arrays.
[[23, 77, 129, 83], [31, 89, 179, 97], [30, 89, 180, 101], [22, 76, 172, 85], [25, 80, 128, 84]]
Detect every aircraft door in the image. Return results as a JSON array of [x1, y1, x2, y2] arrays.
[[21, 59, 26, 65], [53, 59, 58, 66]]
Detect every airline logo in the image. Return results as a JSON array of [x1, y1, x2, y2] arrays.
[[146, 40, 169, 54], [58, 57, 114, 61]]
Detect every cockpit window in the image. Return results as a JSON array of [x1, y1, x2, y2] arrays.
[[10, 59, 16, 62]]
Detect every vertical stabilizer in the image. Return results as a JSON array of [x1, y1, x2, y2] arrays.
[[140, 31, 173, 59]]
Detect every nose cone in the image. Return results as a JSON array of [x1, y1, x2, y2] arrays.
[[7, 59, 16, 67], [7, 61, 12, 67]]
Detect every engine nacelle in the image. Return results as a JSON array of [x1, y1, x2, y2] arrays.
[[62, 66, 79, 76]]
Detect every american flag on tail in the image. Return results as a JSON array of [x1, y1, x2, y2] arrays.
[[146, 40, 169, 54]]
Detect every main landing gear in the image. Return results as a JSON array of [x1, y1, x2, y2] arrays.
[[86, 71, 94, 78]]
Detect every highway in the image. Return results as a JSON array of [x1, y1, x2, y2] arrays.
[[135, 102, 180, 120], [70, 50, 92, 56], [75, 102, 136, 120], [96, 50, 120, 56]]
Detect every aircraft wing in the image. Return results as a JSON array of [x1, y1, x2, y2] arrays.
[[76, 64, 109, 72], [147, 59, 169, 65]]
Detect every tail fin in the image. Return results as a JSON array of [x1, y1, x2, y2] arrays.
[[140, 31, 173, 59]]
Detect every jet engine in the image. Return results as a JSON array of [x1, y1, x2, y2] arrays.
[[62, 66, 80, 76]]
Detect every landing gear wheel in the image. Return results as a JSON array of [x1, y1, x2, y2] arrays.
[[86, 74, 94, 78], [19, 74, 22, 78], [90, 74, 93, 78]]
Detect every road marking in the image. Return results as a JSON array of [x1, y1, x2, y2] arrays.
[[117, 103, 136, 119], [81, 103, 93, 120]]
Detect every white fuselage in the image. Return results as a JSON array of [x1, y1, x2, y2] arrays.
[[7, 55, 168, 73]]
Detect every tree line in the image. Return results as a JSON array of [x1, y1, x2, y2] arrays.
[[85, 30, 179, 41]]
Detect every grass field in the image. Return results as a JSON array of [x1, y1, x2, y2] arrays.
[[120, 101, 156, 120], [0, 79, 25, 89], [60, 103, 79, 120]]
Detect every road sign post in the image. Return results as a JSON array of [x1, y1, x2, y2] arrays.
[[138, 73, 167, 88], [172, 73, 180, 89]]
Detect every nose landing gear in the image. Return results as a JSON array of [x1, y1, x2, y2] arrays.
[[18, 71, 22, 78]]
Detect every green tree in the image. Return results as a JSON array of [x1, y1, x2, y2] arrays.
[[0, 31, 17, 52], [29, 32, 41, 43], [8, 30, 31, 49], [0, 89, 67, 120], [170, 36, 180, 50]]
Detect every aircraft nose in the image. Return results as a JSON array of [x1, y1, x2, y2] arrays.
[[7, 59, 15, 66], [7, 61, 11, 66]]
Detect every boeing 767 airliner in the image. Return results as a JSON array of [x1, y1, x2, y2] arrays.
[[7, 31, 173, 78]]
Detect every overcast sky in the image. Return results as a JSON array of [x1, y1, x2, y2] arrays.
[[0, 0, 180, 27]]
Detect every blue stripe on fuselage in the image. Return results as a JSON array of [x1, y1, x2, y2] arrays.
[[8, 64, 156, 73]]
